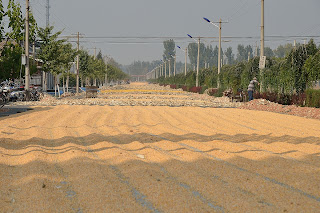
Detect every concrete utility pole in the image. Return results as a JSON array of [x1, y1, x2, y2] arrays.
[[196, 37, 200, 87], [25, 0, 30, 99], [76, 32, 80, 94], [260, 0, 264, 57], [173, 55, 176, 76], [164, 60, 167, 78], [185, 47, 188, 76], [168, 59, 171, 77], [217, 19, 222, 88], [161, 64, 163, 77], [203, 17, 228, 88], [260, 0, 265, 92], [46, 0, 50, 27]]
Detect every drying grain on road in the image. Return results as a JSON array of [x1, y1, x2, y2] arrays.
[[1, 83, 320, 212]]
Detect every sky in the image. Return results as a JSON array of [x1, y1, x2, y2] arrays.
[[5, 0, 320, 65]]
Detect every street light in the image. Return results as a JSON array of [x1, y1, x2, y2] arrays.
[[203, 17, 227, 88], [177, 45, 188, 76], [187, 34, 200, 87]]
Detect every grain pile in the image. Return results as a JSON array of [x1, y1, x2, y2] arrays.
[[1, 83, 320, 212], [240, 99, 320, 120], [10, 83, 241, 108]]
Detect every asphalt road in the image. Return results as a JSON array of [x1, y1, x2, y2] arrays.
[[0, 85, 320, 212]]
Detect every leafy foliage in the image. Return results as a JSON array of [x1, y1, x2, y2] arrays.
[[6, 0, 24, 43], [156, 39, 320, 100]]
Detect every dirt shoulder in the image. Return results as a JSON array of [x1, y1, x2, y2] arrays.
[[239, 99, 320, 120]]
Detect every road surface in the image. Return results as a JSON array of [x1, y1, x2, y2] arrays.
[[1, 83, 320, 212]]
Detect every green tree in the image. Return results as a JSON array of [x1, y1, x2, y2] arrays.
[[188, 42, 206, 69], [274, 43, 294, 58], [0, 1, 5, 40], [264, 47, 274, 58], [96, 50, 103, 60], [225, 47, 234, 65], [79, 49, 90, 84], [163, 39, 176, 75], [6, 0, 24, 43], [287, 39, 318, 93], [303, 49, 320, 88], [237, 45, 253, 62], [37, 26, 69, 95], [163, 39, 176, 60], [0, 41, 22, 80]]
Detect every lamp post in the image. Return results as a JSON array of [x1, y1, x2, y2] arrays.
[[203, 17, 227, 88], [188, 34, 200, 87], [177, 45, 188, 76]]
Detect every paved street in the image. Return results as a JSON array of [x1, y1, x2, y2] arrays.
[[1, 83, 320, 212]]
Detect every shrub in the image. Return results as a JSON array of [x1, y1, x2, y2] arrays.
[[189, 86, 201, 93], [306, 89, 320, 108], [170, 84, 177, 89]]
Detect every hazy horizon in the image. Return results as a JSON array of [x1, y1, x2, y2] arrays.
[[4, 0, 320, 65]]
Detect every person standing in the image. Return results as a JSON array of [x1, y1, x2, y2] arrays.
[[247, 77, 260, 101]]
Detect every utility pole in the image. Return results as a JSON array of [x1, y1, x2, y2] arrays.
[[260, 0, 264, 57], [174, 55, 176, 76], [161, 64, 163, 77], [25, 0, 30, 100], [168, 59, 171, 77], [260, 0, 265, 92], [203, 17, 228, 88], [217, 19, 222, 88], [76, 32, 80, 94], [46, 0, 50, 27], [94, 47, 97, 60], [164, 60, 167, 78], [196, 37, 200, 87], [185, 47, 187, 76]]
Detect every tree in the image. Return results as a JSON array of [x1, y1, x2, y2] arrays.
[[163, 39, 176, 61], [37, 26, 69, 96], [0, 41, 22, 80], [163, 39, 177, 76], [0, 1, 5, 40], [225, 47, 234, 65], [6, 0, 24, 44], [285, 39, 318, 93], [188, 42, 206, 69], [79, 49, 90, 84], [237, 45, 253, 62], [274, 43, 294, 58], [58, 43, 77, 92], [303, 50, 320, 87], [264, 47, 274, 58], [204, 45, 213, 67], [96, 51, 103, 60]]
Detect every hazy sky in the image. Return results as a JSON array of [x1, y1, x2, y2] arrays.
[[7, 0, 320, 65]]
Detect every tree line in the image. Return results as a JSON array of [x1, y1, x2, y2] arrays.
[[0, 0, 127, 91], [156, 39, 320, 96]]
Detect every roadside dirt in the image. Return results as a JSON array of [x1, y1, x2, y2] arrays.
[[1, 83, 320, 212]]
